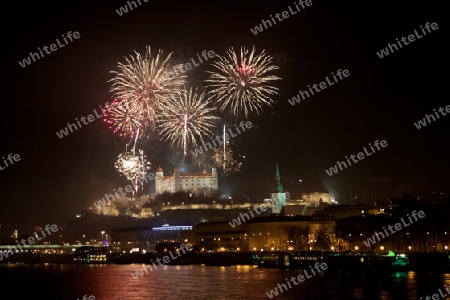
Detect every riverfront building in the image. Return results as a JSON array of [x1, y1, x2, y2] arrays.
[[111, 225, 193, 253], [192, 216, 337, 252]]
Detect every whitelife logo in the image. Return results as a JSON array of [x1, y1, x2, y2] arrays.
[[191, 121, 253, 158], [55, 102, 111, 139], [0, 224, 59, 261], [0, 153, 21, 172], [419, 285, 450, 300], [131, 243, 193, 279], [18, 31, 81, 68], [116, 0, 149, 16], [250, 0, 313, 35], [93, 171, 157, 209], [228, 195, 284, 228], [363, 210, 425, 247], [77, 296, 95, 300], [325, 139, 388, 176], [288, 69, 350, 106], [166, 50, 216, 80], [414, 105, 449, 129], [376, 22, 439, 59], [266, 261, 328, 298]]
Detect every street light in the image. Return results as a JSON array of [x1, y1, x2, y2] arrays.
[[101, 231, 105, 244]]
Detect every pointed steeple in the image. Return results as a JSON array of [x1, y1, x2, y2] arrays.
[[275, 163, 284, 193]]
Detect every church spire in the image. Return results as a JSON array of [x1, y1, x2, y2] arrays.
[[275, 163, 284, 193]]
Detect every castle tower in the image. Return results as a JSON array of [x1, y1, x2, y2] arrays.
[[174, 167, 181, 193], [271, 163, 286, 214], [155, 166, 163, 194], [211, 167, 218, 193]]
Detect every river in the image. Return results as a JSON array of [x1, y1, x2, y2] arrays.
[[2, 263, 450, 299]]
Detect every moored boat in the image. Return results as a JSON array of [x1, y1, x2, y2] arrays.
[[252, 252, 289, 268], [252, 251, 410, 271], [73, 246, 107, 264]]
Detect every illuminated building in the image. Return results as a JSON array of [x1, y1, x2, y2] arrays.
[[155, 166, 218, 195], [111, 226, 153, 253], [110, 225, 193, 253], [248, 216, 335, 251], [149, 225, 193, 252], [192, 216, 336, 252], [193, 221, 248, 252], [300, 192, 333, 204]]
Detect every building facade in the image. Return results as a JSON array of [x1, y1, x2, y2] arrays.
[[193, 221, 248, 252], [192, 216, 336, 252], [111, 226, 153, 253], [110, 225, 193, 253], [248, 217, 336, 251], [149, 225, 193, 252], [155, 167, 218, 196], [301, 192, 333, 204]]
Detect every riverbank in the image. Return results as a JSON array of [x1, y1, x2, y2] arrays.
[[2, 251, 450, 272]]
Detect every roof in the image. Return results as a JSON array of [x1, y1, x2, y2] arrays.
[[180, 172, 212, 178], [161, 172, 213, 180]]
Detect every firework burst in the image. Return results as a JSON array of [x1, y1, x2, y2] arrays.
[[206, 46, 281, 117], [213, 147, 243, 176], [103, 98, 145, 138], [156, 86, 219, 158], [114, 150, 151, 181], [109, 46, 186, 126]]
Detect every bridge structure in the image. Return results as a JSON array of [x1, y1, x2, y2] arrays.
[[0, 243, 106, 255]]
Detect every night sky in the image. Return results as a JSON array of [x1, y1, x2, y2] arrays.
[[1, 0, 447, 227]]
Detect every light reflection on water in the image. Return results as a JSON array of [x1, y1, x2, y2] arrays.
[[1, 263, 450, 300]]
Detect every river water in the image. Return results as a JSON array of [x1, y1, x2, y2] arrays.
[[2, 263, 450, 300]]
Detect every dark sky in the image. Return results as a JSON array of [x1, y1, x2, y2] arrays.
[[1, 0, 447, 227]]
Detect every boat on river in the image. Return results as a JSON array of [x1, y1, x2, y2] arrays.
[[73, 246, 107, 263], [252, 251, 410, 271]]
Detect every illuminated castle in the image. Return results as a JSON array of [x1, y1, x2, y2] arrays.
[[155, 166, 218, 196]]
